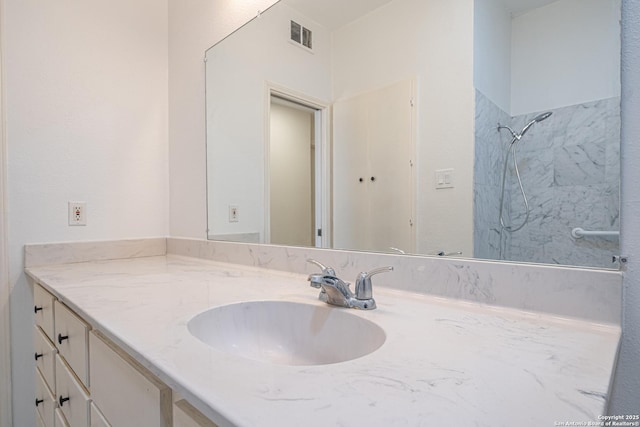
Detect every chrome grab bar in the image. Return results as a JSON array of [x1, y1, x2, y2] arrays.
[[571, 227, 620, 238]]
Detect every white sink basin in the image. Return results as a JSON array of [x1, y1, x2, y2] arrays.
[[187, 301, 386, 366]]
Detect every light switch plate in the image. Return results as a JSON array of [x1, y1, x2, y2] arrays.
[[435, 169, 454, 189]]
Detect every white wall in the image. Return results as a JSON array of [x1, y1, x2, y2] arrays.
[[0, 4, 11, 421], [611, 0, 640, 415], [475, 0, 620, 117], [332, 0, 475, 257], [205, 2, 332, 240], [169, 0, 280, 240], [474, 0, 512, 113], [511, 0, 621, 115], [3, 0, 169, 424]]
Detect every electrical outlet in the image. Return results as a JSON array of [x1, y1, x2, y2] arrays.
[[68, 202, 86, 226], [229, 205, 239, 222]]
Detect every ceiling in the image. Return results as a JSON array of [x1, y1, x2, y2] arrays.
[[502, 0, 558, 17], [282, 0, 561, 30], [282, 0, 393, 30]]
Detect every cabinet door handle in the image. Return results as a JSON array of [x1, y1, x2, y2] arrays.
[[57, 333, 69, 345], [59, 396, 70, 406], [35, 352, 43, 361], [35, 398, 44, 407], [34, 306, 43, 313]]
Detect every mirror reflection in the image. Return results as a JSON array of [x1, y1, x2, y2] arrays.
[[205, 0, 621, 269]]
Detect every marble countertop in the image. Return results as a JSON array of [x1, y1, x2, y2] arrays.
[[26, 254, 621, 427]]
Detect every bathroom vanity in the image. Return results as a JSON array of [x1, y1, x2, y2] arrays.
[[25, 238, 622, 427]]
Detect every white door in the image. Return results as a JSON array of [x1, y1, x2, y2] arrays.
[[333, 79, 415, 253]]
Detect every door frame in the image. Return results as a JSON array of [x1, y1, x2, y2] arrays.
[[264, 82, 331, 248]]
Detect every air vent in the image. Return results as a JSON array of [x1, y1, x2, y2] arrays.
[[290, 20, 312, 50]]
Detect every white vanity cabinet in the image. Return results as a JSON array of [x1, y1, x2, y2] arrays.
[[54, 300, 90, 388], [33, 283, 93, 427], [33, 284, 58, 427], [35, 367, 56, 427], [54, 408, 70, 427], [89, 330, 172, 427], [55, 355, 91, 427], [34, 325, 57, 395], [89, 403, 110, 427], [36, 411, 47, 427], [34, 283, 56, 339], [173, 400, 219, 427], [33, 281, 222, 427]]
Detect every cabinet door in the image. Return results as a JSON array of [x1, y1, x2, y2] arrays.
[[174, 400, 219, 427], [34, 283, 56, 340], [89, 331, 171, 427], [54, 301, 90, 388], [35, 368, 55, 427], [54, 408, 70, 427], [34, 325, 57, 391], [36, 410, 47, 427], [90, 403, 111, 427], [55, 355, 90, 427]]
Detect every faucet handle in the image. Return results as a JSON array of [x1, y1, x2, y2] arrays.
[[355, 266, 393, 300], [306, 259, 336, 276]]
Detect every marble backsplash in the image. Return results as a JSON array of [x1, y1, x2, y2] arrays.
[[474, 91, 620, 268], [24, 237, 166, 268], [23, 237, 623, 324], [166, 237, 622, 325]]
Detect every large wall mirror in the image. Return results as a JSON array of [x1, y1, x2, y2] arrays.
[[205, 0, 621, 269]]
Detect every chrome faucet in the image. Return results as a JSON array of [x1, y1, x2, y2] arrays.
[[307, 259, 393, 310]]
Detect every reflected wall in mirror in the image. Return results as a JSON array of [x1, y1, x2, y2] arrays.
[[206, 0, 621, 269]]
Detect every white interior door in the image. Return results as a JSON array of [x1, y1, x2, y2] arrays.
[[332, 94, 370, 250], [333, 79, 415, 253]]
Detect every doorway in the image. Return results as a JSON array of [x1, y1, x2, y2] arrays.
[[266, 88, 330, 248]]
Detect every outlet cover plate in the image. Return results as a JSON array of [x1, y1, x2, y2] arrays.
[[68, 201, 87, 226]]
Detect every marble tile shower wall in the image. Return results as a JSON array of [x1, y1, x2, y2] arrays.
[[474, 91, 620, 268], [474, 90, 512, 260]]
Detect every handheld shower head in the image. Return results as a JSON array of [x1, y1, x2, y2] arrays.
[[534, 111, 553, 122], [520, 111, 553, 137]]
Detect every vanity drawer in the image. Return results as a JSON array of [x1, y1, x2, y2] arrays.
[[174, 399, 219, 427], [34, 325, 57, 391], [89, 403, 111, 427], [54, 408, 70, 427], [34, 283, 56, 340], [89, 331, 171, 427], [36, 368, 56, 427], [36, 410, 46, 427], [55, 355, 90, 427], [54, 300, 90, 388]]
